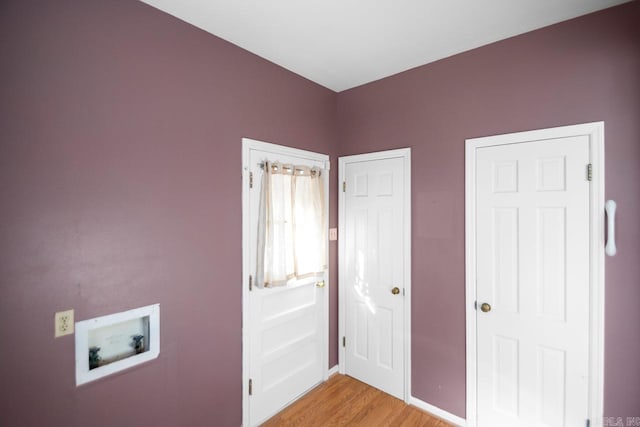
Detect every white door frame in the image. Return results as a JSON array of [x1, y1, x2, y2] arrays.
[[338, 148, 412, 403], [464, 122, 605, 426], [241, 137, 330, 426]]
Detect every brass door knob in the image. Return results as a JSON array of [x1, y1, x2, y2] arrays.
[[480, 303, 491, 313], [316, 280, 325, 288], [391, 287, 401, 295]]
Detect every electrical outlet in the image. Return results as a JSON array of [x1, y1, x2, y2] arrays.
[[329, 228, 338, 241], [55, 309, 74, 337]]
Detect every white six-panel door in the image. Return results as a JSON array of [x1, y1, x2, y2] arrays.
[[242, 139, 329, 427], [466, 122, 604, 427], [340, 150, 410, 401], [474, 135, 592, 427]]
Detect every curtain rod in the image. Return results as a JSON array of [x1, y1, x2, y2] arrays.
[[258, 162, 322, 176]]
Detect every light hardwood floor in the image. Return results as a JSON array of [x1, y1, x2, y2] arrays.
[[261, 374, 453, 426]]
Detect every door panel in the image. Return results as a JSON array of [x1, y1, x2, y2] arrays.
[[343, 156, 405, 399], [476, 136, 590, 427], [247, 147, 326, 426]]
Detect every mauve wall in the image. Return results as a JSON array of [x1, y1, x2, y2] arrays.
[[337, 1, 640, 419], [0, 1, 338, 426], [2, 0, 638, 425]]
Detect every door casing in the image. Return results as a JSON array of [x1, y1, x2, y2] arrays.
[[338, 148, 412, 403], [464, 122, 605, 426], [242, 137, 330, 426]]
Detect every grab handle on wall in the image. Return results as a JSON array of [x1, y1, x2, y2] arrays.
[[605, 200, 617, 256]]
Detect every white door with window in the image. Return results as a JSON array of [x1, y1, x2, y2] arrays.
[[339, 149, 411, 401], [466, 123, 605, 427], [242, 139, 329, 427]]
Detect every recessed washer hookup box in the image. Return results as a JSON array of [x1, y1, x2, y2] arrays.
[[75, 304, 160, 385]]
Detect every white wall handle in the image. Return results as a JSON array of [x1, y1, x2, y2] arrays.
[[605, 200, 617, 256]]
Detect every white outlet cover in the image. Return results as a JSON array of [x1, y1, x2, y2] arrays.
[[55, 309, 74, 338]]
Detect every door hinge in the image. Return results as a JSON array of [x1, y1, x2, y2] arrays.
[[249, 378, 253, 396], [249, 172, 254, 188], [342, 181, 346, 192], [586, 419, 590, 427], [342, 336, 346, 347], [587, 163, 592, 181], [474, 301, 477, 310], [249, 275, 253, 291]]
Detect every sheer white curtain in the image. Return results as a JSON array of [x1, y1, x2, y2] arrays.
[[256, 161, 326, 288]]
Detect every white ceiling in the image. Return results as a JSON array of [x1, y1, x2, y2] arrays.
[[139, 0, 629, 92]]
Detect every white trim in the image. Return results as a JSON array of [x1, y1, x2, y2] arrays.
[[328, 364, 339, 377], [410, 396, 467, 427], [464, 122, 605, 426], [242, 137, 330, 427], [592, 122, 606, 427], [338, 147, 412, 403]]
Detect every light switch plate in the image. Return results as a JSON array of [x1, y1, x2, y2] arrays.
[[329, 228, 338, 241], [55, 309, 74, 337]]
